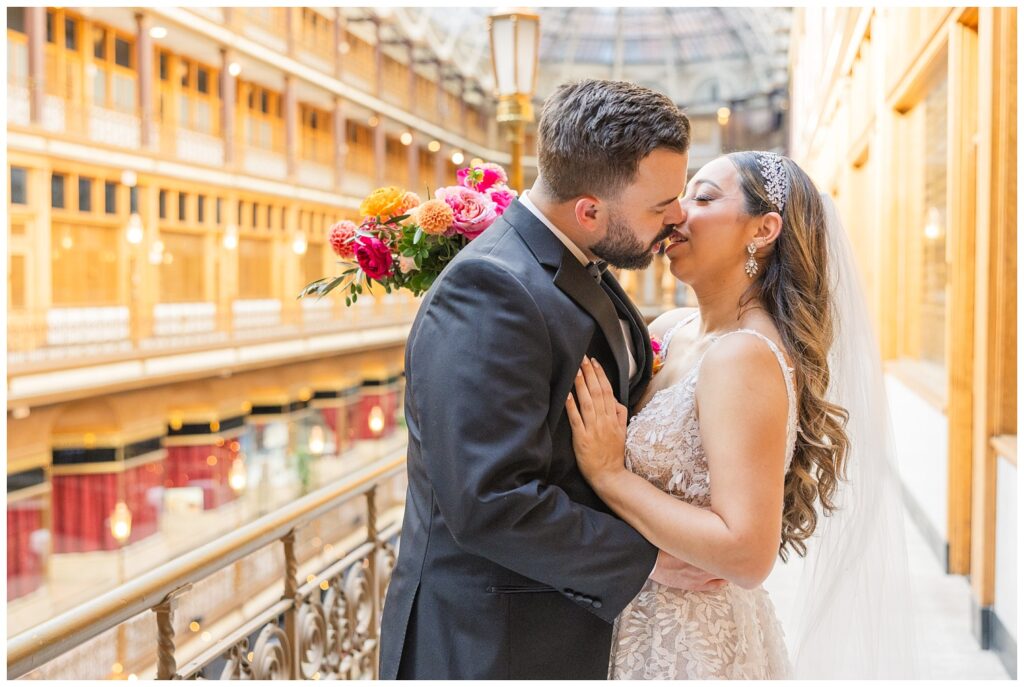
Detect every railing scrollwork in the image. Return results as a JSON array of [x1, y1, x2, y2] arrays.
[[7, 455, 406, 680]]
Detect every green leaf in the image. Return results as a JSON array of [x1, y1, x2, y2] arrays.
[[413, 227, 423, 245]]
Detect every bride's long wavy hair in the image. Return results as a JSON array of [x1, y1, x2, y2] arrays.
[[727, 151, 850, 561]]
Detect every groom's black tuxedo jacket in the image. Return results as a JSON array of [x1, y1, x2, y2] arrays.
[[379, 200, 658, 679]]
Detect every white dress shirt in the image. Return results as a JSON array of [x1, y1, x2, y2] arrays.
[[520, 191, 638, 380]]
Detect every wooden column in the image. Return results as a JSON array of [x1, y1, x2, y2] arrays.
[[26, 6, 45, 124], [458, 77, 468, 137], [373, 19, 383, 98], [373, 117, 386, 187], [333, 97, 346, 191], [435, 61, 445, 123], [969, 5, 1017, 616], [945, 15, 980, 576], [286, 7, 297, 57], [221, 49, 237, 167], [334, 9, 345, 80], [284, 74, 298, 179], [406, 43, 418, 191], [135, 12, 155, 149], [30, 160, 53, 311]]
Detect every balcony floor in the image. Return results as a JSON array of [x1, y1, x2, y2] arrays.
[[764, 512, 1011, 679]]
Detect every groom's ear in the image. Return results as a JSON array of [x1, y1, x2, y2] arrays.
[[573, 196, 603, 234]]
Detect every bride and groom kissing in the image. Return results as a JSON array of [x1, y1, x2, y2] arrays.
[[378, 79, 916, 679]]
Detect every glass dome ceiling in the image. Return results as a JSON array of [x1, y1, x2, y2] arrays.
[[536, 7, 789, 66], [384, 6, 792, 104]]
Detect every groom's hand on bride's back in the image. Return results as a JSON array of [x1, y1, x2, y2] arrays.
[[651, 550, 728, 591]]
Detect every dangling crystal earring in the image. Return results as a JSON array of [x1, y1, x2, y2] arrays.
[[744, 242, 759, 278]]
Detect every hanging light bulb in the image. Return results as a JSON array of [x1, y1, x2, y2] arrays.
[[427, 140, 441, 153], [292, 231, 308, 256], [308, 425, 325, 455], [148, 239, 165, 265], [125, 213, 144, 245], [223, 223, 238, 250], [368, 406, 386, 436], [451, 151, 465, 165], [110, 501, 133, 544], [228, 62, 241, 77], [400, 131, 413, 146], [229, 456, 247, 493]]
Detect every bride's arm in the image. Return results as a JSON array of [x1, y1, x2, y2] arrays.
[[566, 339, 789, 590]]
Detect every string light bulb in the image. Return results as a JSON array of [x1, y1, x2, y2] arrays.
[[110, 502, 133, 544], [368, 406, 386, 436]]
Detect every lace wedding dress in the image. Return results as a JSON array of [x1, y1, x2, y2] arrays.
[[608, 318, 797, 680]]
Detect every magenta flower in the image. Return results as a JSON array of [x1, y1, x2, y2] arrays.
[[479, 162, 509, 185], [354, 235, 394, 280], [457, 166, 501, 193], [435, 185, 499, 240], [489, 187, 516, 213]]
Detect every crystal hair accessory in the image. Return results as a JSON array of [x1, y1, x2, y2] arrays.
[[755, 151, 789, 213]]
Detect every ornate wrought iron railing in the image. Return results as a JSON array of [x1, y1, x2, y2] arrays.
[[7, 455, 406, 680]]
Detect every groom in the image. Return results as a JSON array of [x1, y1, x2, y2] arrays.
[[380, 80, 708, 679]]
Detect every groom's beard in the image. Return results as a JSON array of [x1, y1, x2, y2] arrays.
[[592, 212, 677, 270]]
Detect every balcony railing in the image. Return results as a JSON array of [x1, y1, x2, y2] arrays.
[[7, 295, 419, 371], [7, 453, 406, 680]]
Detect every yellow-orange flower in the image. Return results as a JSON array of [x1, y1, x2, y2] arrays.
[[416, 199, 455, 235], [396, 191, 422, 216], [360, 186, 406, 219]]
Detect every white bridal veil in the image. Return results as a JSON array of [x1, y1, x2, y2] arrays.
[[779, 195, 920, 678]]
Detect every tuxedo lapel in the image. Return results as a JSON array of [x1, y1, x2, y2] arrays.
[[601, 273, 653, 409], [553, 254, 631, 401], [505, 200, 631, 401]]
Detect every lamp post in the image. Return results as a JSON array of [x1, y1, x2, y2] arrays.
[[488, 8, 540, 192]]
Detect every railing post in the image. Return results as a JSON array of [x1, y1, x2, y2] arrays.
[[281, 530, 300, 680], [154, 585, 192, 680], [366, 487, 380, 679]]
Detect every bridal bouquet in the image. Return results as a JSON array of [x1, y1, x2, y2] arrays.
[[299, 162, 516, 304]]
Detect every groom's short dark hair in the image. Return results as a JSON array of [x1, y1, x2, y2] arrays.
[[536, 79, 690, 202]]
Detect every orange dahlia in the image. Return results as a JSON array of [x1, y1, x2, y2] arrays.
[[416, 199, 455, 235]]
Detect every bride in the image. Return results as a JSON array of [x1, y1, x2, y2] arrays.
[[566, 151, 917, 679]]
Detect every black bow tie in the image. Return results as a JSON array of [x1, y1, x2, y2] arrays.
[[586, 260, 609, 283]]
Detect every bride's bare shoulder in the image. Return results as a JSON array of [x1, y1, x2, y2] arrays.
[[649, 307, 698, 340]]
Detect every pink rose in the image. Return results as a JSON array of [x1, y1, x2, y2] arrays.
[[328, 220, 359, 260], [354, 235, 394, 280], [435, 185, 498, 240], [488, 186, 516, 213], [457, 166, 501, 193]]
